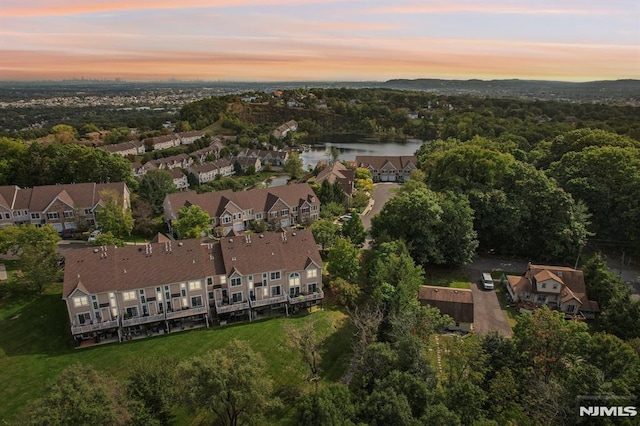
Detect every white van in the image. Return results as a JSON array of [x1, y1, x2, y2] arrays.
[[482, 273, 494, 290]]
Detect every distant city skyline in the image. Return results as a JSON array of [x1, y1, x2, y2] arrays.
[[1, 0, 638, 82]]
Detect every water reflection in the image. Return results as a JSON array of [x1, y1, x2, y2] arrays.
[[298, 135, 423, 169]]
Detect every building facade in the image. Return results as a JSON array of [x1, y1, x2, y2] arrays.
[[62, 229, 323, 347], [163, 183, 320, 235]]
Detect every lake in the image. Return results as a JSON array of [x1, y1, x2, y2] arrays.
[[298, 134, 424, 169]]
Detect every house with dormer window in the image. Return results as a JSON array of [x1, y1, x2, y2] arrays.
[[504, 263, 600, 319]]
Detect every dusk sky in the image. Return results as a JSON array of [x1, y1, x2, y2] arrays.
[[1, 0, 638, 82]]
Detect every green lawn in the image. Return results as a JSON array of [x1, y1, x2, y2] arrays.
[[424, 268, 471, 289], [0, 283, 353, 423], [494, 283, 519, 329]]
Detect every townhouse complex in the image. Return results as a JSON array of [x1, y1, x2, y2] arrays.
[[63, 229, 323, 347], [0, 182, 130, 233], [163, 183, 320, 235]]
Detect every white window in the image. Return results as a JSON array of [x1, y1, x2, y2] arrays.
[[73, 296, 88, 307], [63, 210, 74, 218], [271, 286, 281, 297], [189, 281, 201, 291], [255, 213, 263, 220], [122, 291, 136, 301], [541, 282, 547, 289], [552, 284, 558, 290], [306, 269, 318, 279], [281, 209, 289, 216], [301, 207, 309, 214], [31, 213, 40, 219], [308, 282, 318, 293], [125, 306, 138, 317], [231, 277, 242, 287], [3, 212, 10, 220], [84, 208, 92, 215], [566, 304, 576, 313], [220, 275, 227, 285], [293, 207, 298, 213], [289, 272, 300, 286], [270, 271, 281, 281], [222, 215, 232, 224], [231, 292, 243, 303], [191, 295, 203, 307], [269, 211, 278, 219]]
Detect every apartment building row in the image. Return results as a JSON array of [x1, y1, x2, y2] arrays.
[[0, 182, 130, 233], [63, 230, 323, 347], [163, 183, 320, 235], [354, 155, 418, 182], [145, 131, 206, 151]]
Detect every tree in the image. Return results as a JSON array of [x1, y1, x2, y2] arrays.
[[174, 205, 210, 238], [125, 358, 176, 425], [284, 319, 328, 390], [366, 240, 425, 313], [0, 225, 61, 293], [354, 167, 374, 192], [327, 238, 360, 283], [177, 340, 277, 426], [138, 169, 178, 214], [95, 190, 134, 238], [132, 200, 158, 237], [548, 145, 640, 249], [371, 186, 478, 266], [341, 214, 366, 247], [310, 219, 339, 250], [513, 305, 590, 382], [284, 151, 304, 179], [296, 384, 355, 426], [26, 364, 127, 425]]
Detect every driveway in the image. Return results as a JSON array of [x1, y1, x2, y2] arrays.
[[466, 256, 521, 337]]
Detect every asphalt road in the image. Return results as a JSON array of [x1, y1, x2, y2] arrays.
[[361, 183, 400, 231]]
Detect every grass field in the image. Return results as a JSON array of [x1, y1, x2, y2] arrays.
[[0, 283, 353, 423], [424, 268, 471, 289]]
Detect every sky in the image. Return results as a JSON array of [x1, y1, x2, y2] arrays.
[[0, 0, 638, 82]]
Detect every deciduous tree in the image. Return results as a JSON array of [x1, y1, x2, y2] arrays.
[[174, 205, 210, 239], [176, 340, 277, 426]]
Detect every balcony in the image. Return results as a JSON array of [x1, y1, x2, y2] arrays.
[[166, 306, 208, 320], [122, 313, 166, 328], [249, 295, 288, 308], [214, 300, 250, 314], [71, 319, 119, 335], [287, 290, 324, 305]]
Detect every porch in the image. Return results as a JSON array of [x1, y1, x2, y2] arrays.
[[287, 290, 324, 305], [71, 319, 119, 335]]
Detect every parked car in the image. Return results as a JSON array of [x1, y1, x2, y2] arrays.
[[339, 214, 352, 223], [481, 272, 494, 290], [61, 229, 73, 240], [87, 230, 101, 243]]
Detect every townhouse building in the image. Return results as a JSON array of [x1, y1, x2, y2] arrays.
[[163, 183, 320, 235], [101, 140, 146, 157], [62, 229, 323, 347], [237, 148, 288, 167], [0, 182, 130, 233], [152, 153, 194, 170], [145, 131, 206, 151], [354, 155, 418, 182], [167, 169, 190, 191], [229, 156, 262, 173], [187, 159, 234, 184], [272, 120, 298, 139], [315, 162, 355, 197]]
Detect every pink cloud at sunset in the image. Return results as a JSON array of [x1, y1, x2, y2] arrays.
[[0, 0, 637, 81]]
